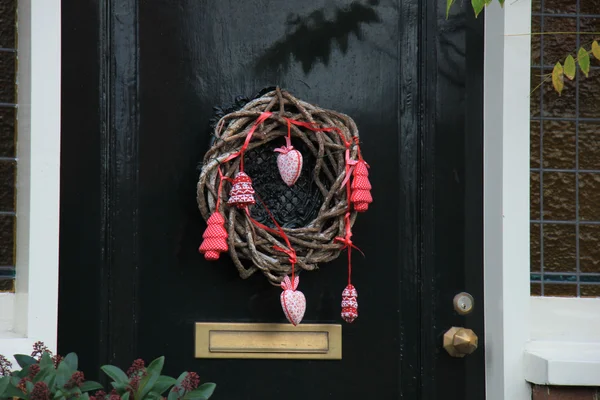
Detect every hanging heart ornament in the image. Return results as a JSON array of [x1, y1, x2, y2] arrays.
[[280, 275, 306, 326], [274, 145, 303, 187]]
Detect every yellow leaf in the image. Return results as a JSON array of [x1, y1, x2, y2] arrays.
[[564, 55, 576, 80], [552, 62, 564, 95], [592, 41, 600, 61]]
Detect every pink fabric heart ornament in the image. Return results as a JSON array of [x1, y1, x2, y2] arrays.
[[280, 275, 306, 326], [274, 144, 303, 187]]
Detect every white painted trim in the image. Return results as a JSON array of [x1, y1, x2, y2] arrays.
[[525, 341, 600, 386], [523, 297, 600, 386], [483, 1, 532, 399], [0, 0, 61, 364]]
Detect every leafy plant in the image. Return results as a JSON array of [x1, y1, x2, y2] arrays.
[[0, 342, 216, 400], [550, 41, 600, 95], [447, 0, 600, 95], [446, 0, 505, 18]]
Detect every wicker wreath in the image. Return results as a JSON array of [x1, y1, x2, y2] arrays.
[[197, 88, 363, 285]]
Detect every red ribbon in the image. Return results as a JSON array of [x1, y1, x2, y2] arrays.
[[223, 111, 273, 170], [244, 197, 298, 282]]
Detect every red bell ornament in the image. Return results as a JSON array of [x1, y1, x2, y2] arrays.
[[199, 211, 228, 260], [350, 161, 372, 212], [227, 171, 256, 208], [341, 284, 358, 323]]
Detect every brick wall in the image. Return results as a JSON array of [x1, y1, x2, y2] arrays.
[[532, 385, 599, 400]]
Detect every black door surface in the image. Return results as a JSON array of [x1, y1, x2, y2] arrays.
[[59, 1, 484, 399]]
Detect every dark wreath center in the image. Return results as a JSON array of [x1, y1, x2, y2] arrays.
[[244, 135, 323, 229]]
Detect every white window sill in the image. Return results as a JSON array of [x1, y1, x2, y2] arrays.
[[524, 341, 600, 386], [524, 297, 600, 386]]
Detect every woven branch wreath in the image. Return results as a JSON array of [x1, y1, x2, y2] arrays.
[[197, 88, 372, 325]]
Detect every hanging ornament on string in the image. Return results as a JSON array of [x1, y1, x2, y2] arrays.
[[224, 112, 273, 209], [199, 167, 229, 260], [274, 119, 303, 186], [350, 159, 372, 212], [199, 212, 228, 260], [280, 275, 306, 326], [227, 171, 256, 208], [341, 284, 358, 323]]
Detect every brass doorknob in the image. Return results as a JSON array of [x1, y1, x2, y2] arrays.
[[443, 327, 478, 358]]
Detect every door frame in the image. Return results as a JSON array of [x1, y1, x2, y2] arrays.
[[483, 2, 532, 400]]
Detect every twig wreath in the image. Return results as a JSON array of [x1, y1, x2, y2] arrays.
[[197, 88, 372, 325]]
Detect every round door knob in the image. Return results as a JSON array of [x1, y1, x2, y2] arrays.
[[443, 327, 478, 358]]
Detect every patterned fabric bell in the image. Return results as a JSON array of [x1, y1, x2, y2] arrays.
[[227, 171, 256, 208], [350, 161, 372, 212], [341, 284, 358, 323], [198, 212, 228, 260]]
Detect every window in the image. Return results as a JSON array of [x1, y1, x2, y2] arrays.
[[530, 0, 600, 297], [0, 0, 60, 360], [0, 0, 17, 294]]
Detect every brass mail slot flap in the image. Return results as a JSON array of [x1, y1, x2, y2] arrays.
[[195, 323, 342, 360]]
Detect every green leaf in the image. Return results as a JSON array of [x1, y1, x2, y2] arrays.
[[25, 380, 34, 393], [564, 55, 576, 80], [4, 382, 27, 399], [63, 353, 78, 372], [552, 62, 564, 95], [45, 374, 56, 390], [183, 383, 216, 400], [498, 0, 505, 5], [80, 381, 104, 393], [174, 372, 187, 386], [0, 376, 9, 396], [578, 46, 590, 77], [146, 357, 165, 376], [135, 356, 165, 400], [33, 366, 55, 383], [81, 393, 90, 400], [592, 41, 600, 61], [39, 352, 53, 368], [472, 0, 485, 17], [137, 371, 160, 400], [56, 360, 71, 388], [14, 354, 37, 369], [167, 372, 188, 400], [121, 391, 131, 400], [152, 376, 176, 396], [101, 365, 129, 385], [445, 0, 456, 19], [110, 381, 129, 394]]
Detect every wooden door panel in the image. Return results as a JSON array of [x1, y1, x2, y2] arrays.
[[58, 0, 484, 399]]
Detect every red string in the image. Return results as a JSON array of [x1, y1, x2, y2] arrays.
[[244, 195, 298, 283], [282, 116, 363, 286], [223, 111, 273, 171], [216, 166, 224, 210], [285, 118, 292, 148]]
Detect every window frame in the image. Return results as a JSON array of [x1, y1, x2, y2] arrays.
[[0, 0, 61, 363]]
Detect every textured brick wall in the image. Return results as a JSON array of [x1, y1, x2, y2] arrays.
[[532, 385, 599, 400]]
